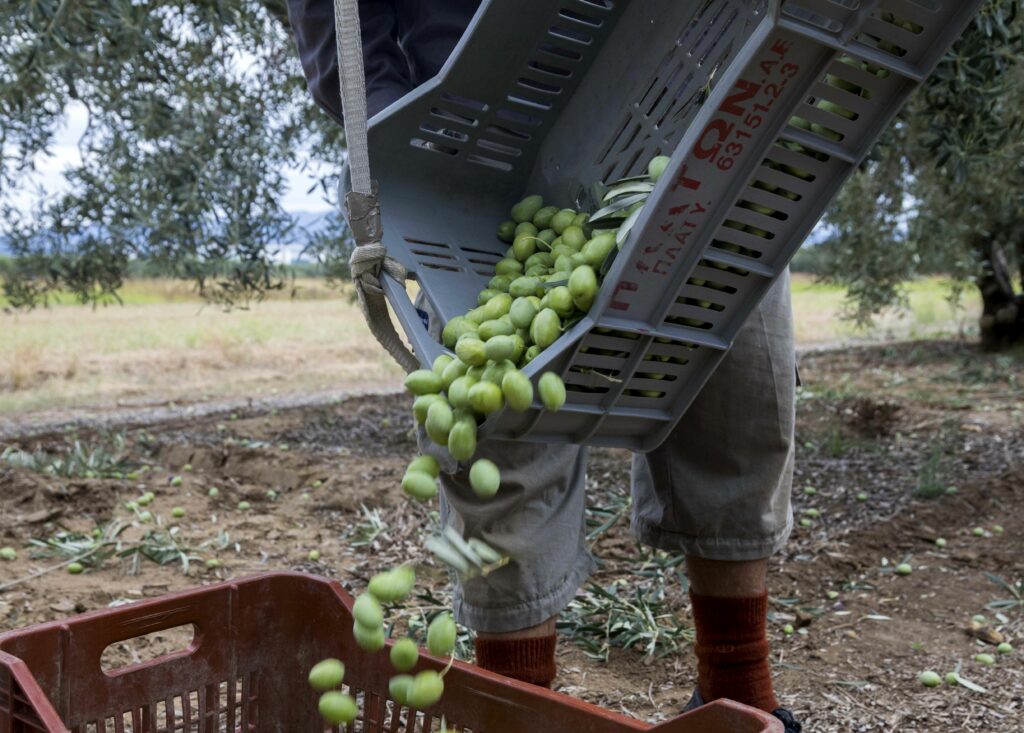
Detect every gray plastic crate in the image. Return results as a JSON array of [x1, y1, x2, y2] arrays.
[[368, 0, 982, 450]]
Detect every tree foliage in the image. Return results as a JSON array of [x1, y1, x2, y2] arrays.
[[821, 1, 1024, 349], [0, 0, 346, 307]]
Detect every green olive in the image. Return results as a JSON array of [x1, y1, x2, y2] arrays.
[[318, 692, 358, 724], [390, 637, 420, 672], [538, 372, 566, 411], [308, 658, 345, 691], [406, 670, 444, 709], [511, 195, 544, 224], [353, 593, 384, 628], [502, 370, 534, 412], [469, 459, 501, 499], [405, 369, 443, 396], [427, 613, 457, 657]]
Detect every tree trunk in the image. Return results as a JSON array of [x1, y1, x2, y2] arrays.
[[976, 238, 1024, 351]]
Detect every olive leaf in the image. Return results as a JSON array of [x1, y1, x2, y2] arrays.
[[425, 532, 508, 577], [589, 192, 649, 223], [602, 181, 655, 202]]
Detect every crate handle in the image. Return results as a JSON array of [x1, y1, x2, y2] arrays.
[[85, 600, 206, 643], [52, 587, 223, 682], [99, 622, 198, 677], [381, 271, 447, 367]]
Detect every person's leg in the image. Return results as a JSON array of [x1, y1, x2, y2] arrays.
[[476, 617, 557, 639], [473, 616, 559, 687], [686, 556, 767, 598], [685, 557, 775, 710], [631, 272, 796, 712], [411, 295, 592, 687], [434, 437, 591, 687]]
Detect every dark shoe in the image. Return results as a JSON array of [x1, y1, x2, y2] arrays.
[[683, 690, 803, 732], [770, 707, 802, 732], [683, 689, 704, 712]]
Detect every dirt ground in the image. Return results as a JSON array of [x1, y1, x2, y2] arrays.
[[1, 340, 1021, 731]]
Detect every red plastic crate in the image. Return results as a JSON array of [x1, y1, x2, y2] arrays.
[[0, 573, 781, 732]]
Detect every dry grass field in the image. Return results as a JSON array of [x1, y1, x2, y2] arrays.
[[1, 275, 979, 419]]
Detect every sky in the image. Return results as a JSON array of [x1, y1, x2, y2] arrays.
[[9, 101, 335, 218]]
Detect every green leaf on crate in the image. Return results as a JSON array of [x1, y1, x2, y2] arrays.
[[590, 193, 649, 222], [602, 181, 655, 202], [616, 205, 645, 246]]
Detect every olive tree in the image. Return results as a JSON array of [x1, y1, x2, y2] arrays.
[[822, 1, 1024, 351], [0, 0, 346, 307]]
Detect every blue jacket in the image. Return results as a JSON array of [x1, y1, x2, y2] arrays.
[[286, 0, 481, 124]]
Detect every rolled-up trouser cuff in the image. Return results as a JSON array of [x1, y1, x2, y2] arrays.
[[632, 514, 794, 562], [452, 551, 598, 634]]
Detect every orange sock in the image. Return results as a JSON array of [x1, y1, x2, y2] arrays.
[[474, 634, 557, 688], [690, 590, 779, 712]]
